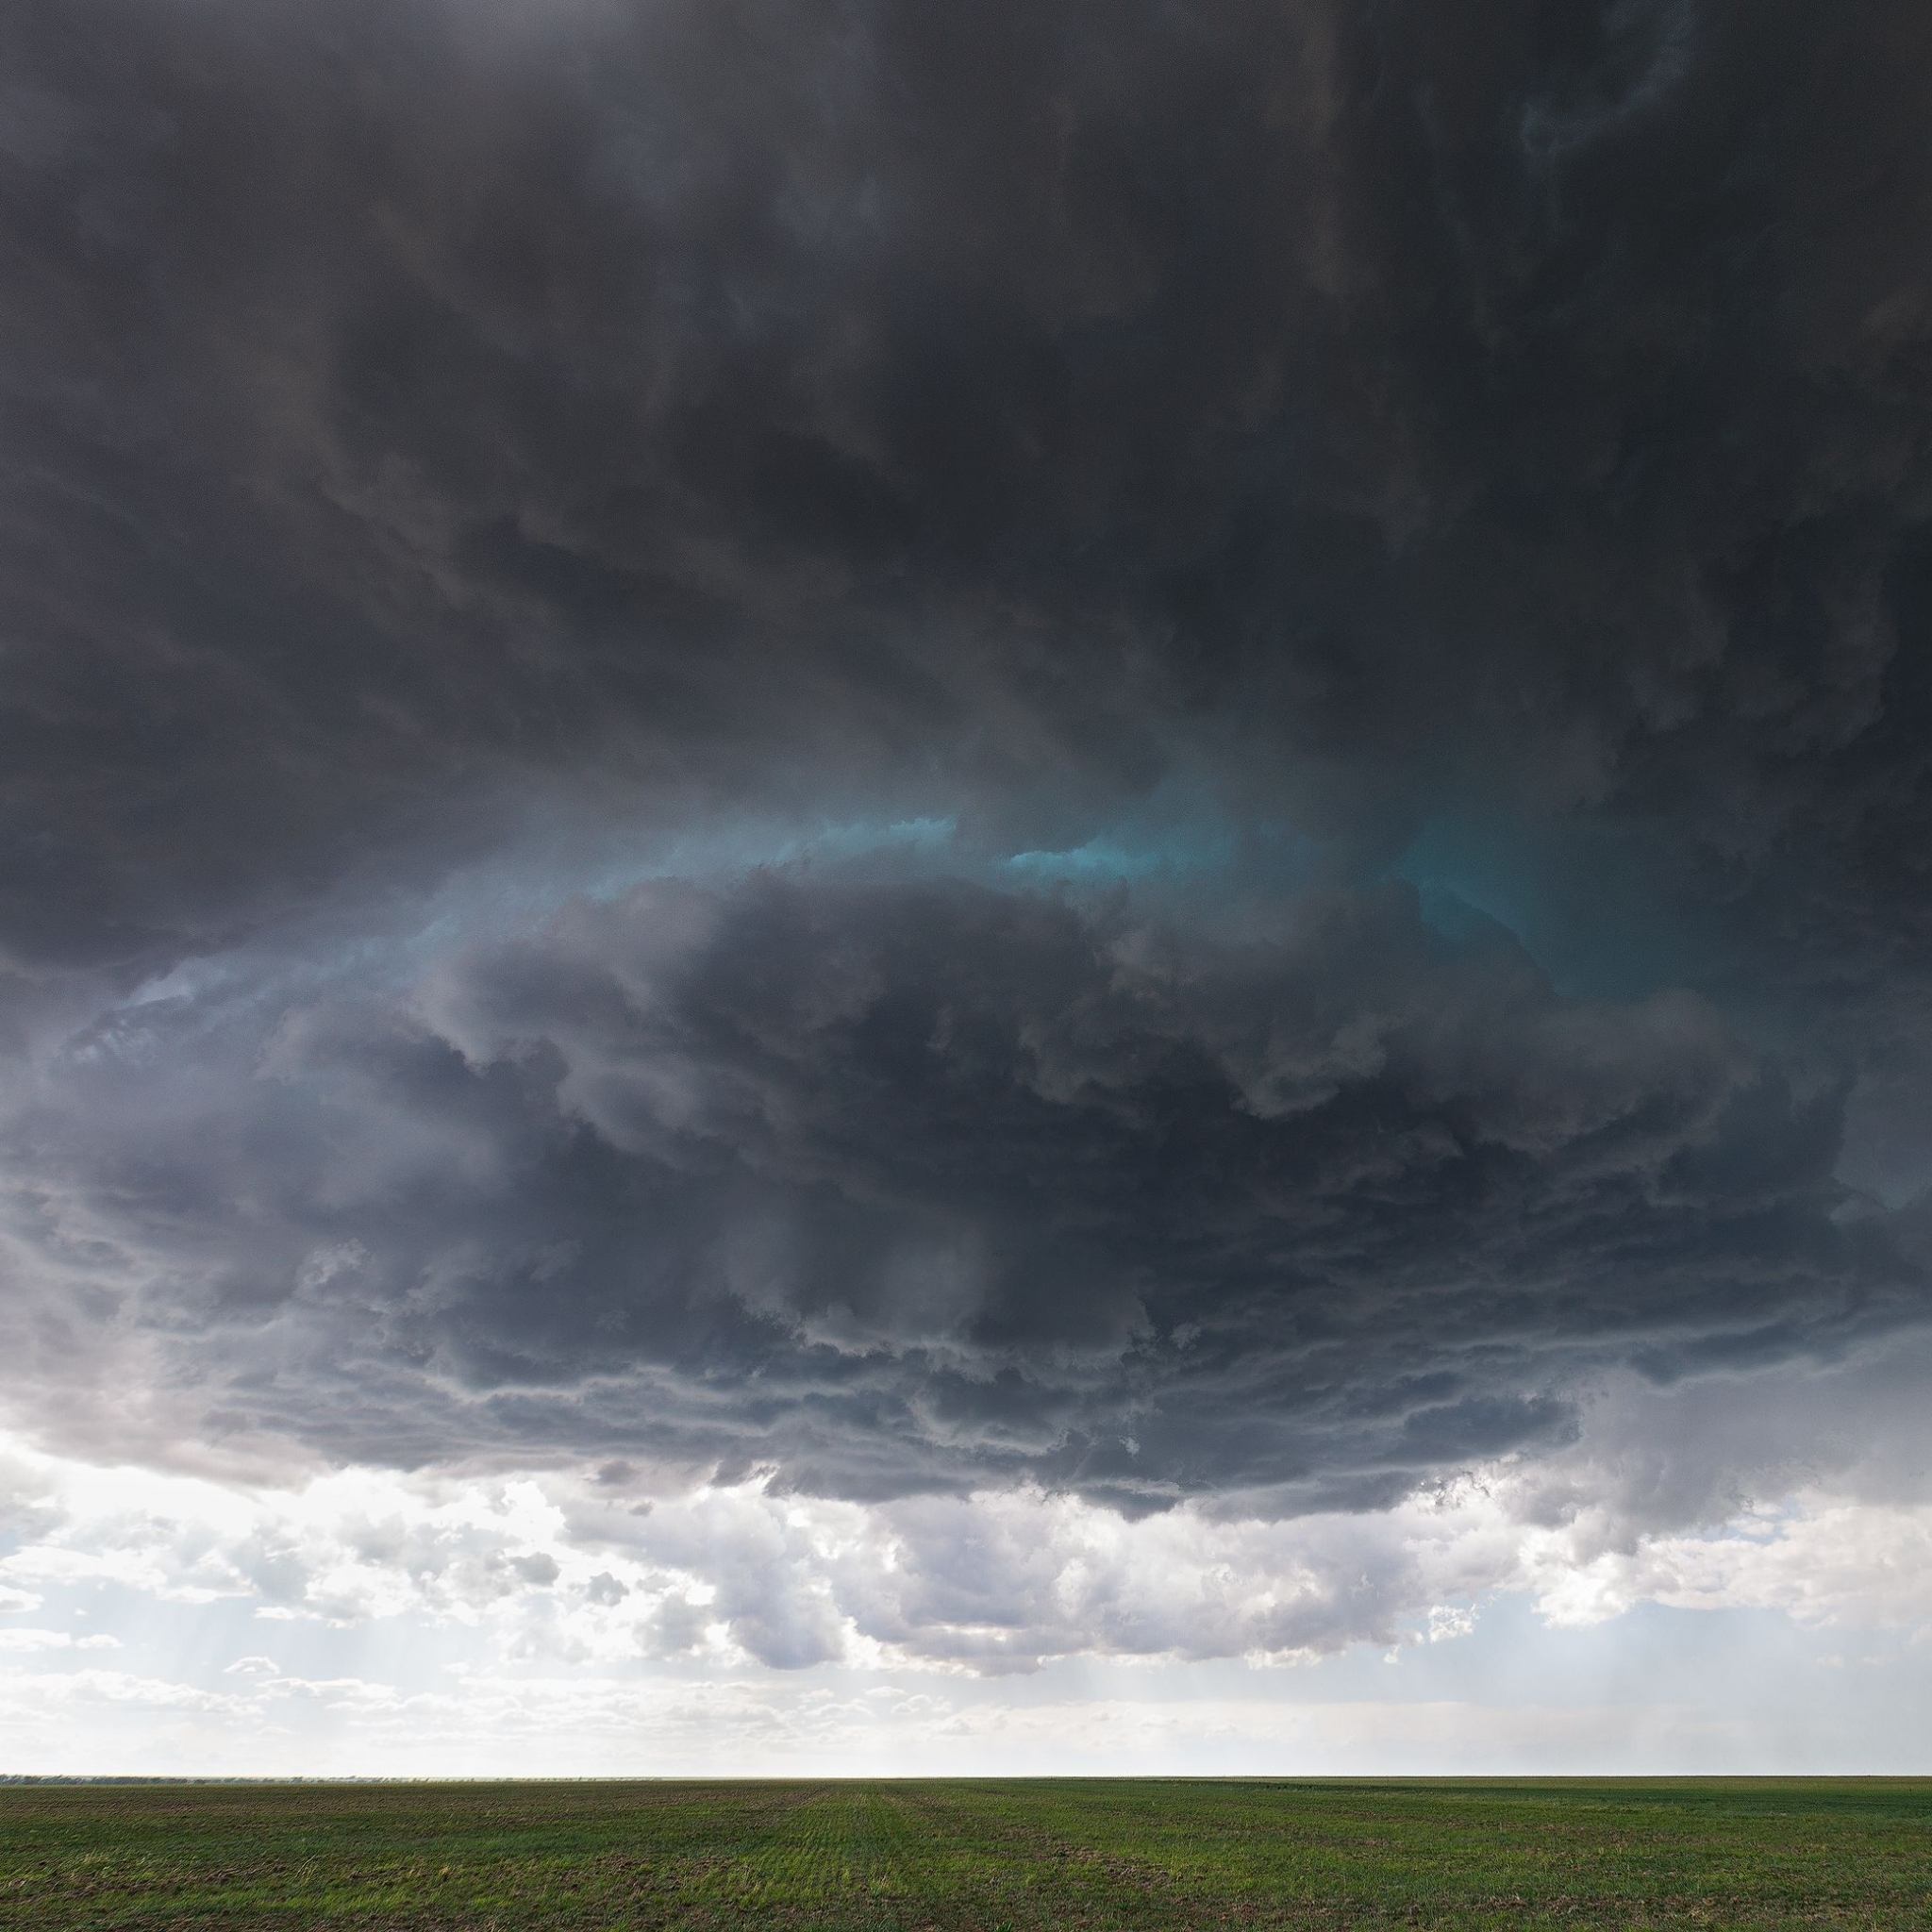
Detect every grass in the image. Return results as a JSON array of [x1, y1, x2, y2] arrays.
[[0, 1776, 1928, 1928]]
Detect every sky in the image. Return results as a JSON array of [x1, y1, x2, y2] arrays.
[[4, 0, 1932, 1774]]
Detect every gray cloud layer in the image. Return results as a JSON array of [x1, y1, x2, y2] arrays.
[[6, 0, 1932, 1516], [7, 869, 1916, 1512]]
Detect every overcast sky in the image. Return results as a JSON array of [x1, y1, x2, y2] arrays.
[[5, 0, 1932, 1774]]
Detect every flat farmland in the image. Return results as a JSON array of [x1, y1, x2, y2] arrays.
[[1, 1777, 1928, 1929]]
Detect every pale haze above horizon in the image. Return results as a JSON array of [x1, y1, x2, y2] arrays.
[[5, 0, 1932, 1775]]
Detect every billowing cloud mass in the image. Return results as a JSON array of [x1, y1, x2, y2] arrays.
[[5, 0, 1932, 1766]]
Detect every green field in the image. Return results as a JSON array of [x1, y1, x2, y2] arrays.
[[1, 1777, 1928, 1929]]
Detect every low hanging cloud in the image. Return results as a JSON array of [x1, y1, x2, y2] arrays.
[[7, 1346, 1932, 1688], [6, 865, 1917, 1515]]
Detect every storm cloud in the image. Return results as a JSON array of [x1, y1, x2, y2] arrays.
[[2, 864, 1913, 1518], [7, 0, 1932, 1700], [8, 0, 1932, 959]]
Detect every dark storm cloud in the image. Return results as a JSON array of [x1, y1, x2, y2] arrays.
[[7, 0, 1932, 1506], [6, 869, 1916, 1508], [7, 0, 1932, 969]]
